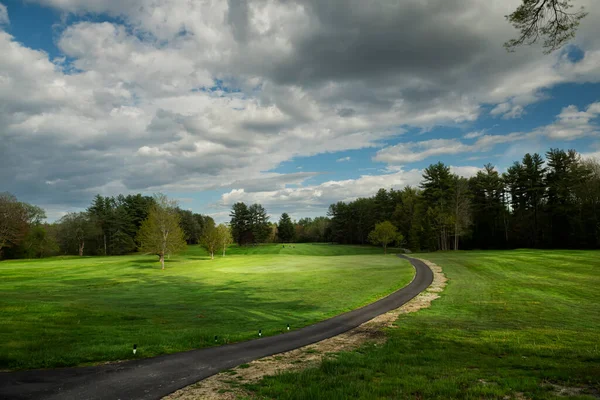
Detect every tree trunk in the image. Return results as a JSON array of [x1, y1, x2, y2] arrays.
[[103, 234, 107, 256], [78, 240, 84, 256], [159, 252, 165, 270], [383, 244, 387, 254], [222, 247, 225, 257], [211, 251, 214, 260], [455, 200, 459, 250], [454, 222, 459, 250]]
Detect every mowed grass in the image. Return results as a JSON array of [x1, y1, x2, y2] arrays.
[[0, 244, 414, 370], [247, 250, 600, 400]]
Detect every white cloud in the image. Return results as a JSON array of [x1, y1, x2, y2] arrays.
[[0, 3, 8, 25], [219, 169, 424, 220], [375, 139, 473, 164], [463, 130, 484, 139], [541, 102, 600, 139], [2, 0, 600, 216], [375, 102, 600, 165], [216, 165, 482, 221], [450, 165, 482, 178], [336, 156, 351, 162]]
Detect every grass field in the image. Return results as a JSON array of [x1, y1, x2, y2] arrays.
[[0, 244, 413, 370], [247, 250, 600, 400]]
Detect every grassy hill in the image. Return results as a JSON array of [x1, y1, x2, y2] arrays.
[[247, 250, 600, 400], [0, 244, 413, 370]]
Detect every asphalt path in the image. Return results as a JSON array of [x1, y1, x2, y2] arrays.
[[0, 255, 433, 400]]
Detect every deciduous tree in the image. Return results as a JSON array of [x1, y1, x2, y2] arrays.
[[57, 212, 99, 256], [201, 225, 219, 260], [368, 221, 399, 254], [137, 194, 186, 269], [0, 193, 28, 257], [216, 224, 233, 257]]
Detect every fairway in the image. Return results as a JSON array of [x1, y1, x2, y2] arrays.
[[248, 250, 600, 400], [0, 244, 414, 370]]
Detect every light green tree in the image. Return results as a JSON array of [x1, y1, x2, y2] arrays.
[[216, 224, 233, 257], [368, 221, 400, 254], [137, 194, 186, 269], [201, 225, 219, 260]]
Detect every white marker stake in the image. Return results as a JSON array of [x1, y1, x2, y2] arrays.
[[287, 324, 290, 331], [133, 344, 137, 355], [259, 329, 262, 337]]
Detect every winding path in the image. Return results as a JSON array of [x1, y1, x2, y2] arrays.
[[0, 255, 433, 400]]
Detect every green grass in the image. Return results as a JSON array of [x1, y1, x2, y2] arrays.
[[247, 250, 600, 400], [0, 243, 414, 370]]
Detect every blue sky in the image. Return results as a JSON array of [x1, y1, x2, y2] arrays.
[[1, 0, 599, 222]]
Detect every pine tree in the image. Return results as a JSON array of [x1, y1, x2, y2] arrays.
[[277, 213, 295, 243]]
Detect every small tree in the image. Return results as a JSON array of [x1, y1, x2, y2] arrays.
[[201, 225, 219, 260], [368, 221, 398, 254], [137, 194, 186, 269], [277, 213, 295, 243], [216, 224, 233, 257]]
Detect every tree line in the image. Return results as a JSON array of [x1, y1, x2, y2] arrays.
[[2, 148, 599, 259], [227, 204, 331, 244], [0, 192, 216, 259], [328, 148, 600, 251]]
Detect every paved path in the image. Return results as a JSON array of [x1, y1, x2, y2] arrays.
[[0, 255, 433, 400]]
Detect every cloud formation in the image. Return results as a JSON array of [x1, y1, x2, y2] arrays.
[[375, 102, 600, 165], [0, 0, 599, 220]]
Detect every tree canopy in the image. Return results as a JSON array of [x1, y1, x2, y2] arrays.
[[136, 194, 187, 269], [229, 202, 270, 245], [368, 221, 400, 254], [277, 213, 295, 243]]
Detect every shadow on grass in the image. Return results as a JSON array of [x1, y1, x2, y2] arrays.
[[0, 270, 320, 370], [127, 259, 182, 269]]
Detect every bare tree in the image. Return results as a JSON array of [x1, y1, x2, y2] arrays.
[[505, 0, 587, 54]]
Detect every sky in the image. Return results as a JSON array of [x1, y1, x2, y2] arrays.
[[1, 0, 599, 223]]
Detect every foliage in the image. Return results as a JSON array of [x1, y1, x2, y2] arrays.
[[201, 224, 219, 259], [136, 194, 186, 269], [505, 0, 587, 54], [17, 225, 59, 259], [87, 194, 154, 255], [216, 224, 233, 256], [229, 202, 270, 245], [327, 148, 600, 251], [177, 208, 214, 245], [0, 192, 29, 256], [294, 216, 331, 243], [277, 213, 295, 242], [56, 212, 100, 256], [368, 221, 400, 254]]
